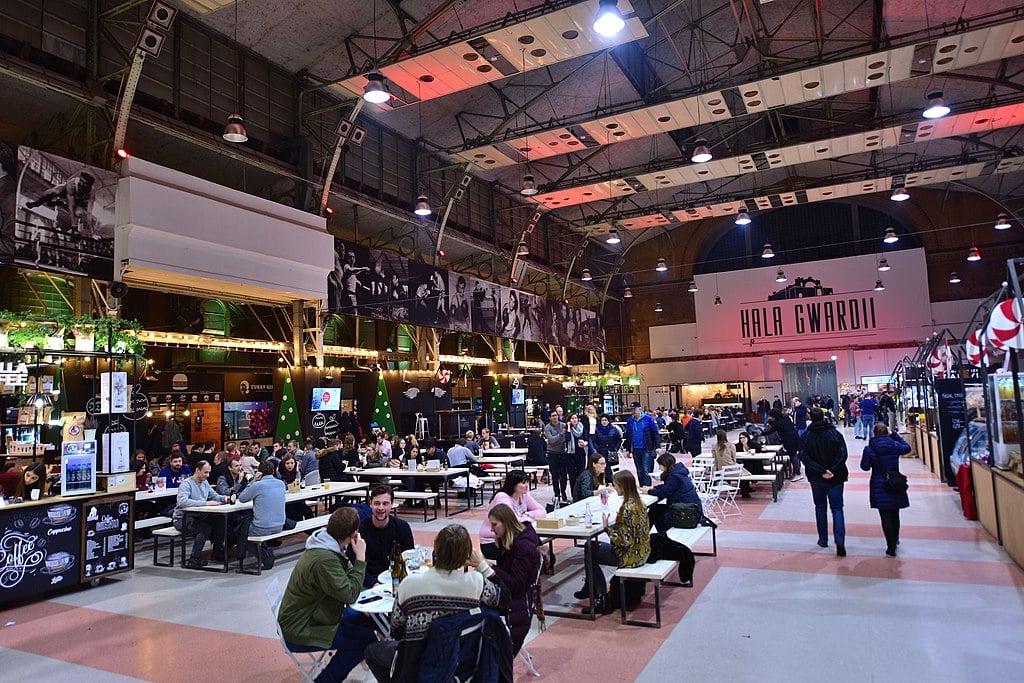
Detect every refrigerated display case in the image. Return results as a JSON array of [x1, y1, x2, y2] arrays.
[[989, 371, 1022, 478]]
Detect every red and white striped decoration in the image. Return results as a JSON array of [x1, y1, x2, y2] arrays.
[[985, 298, 1024, 350], [965, 328, 989, 368]]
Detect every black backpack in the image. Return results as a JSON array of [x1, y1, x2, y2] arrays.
[[649, 532, 696, 585]]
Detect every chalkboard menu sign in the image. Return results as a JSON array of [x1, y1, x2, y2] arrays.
[[82, 497, 133, 580], [935, 378, 967, 485], [0, 500, 82, 601]]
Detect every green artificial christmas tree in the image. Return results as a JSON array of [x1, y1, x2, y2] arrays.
[[372, 373, 397, 434], [489, 379, 508, 426], [276, 369, 303, 442]]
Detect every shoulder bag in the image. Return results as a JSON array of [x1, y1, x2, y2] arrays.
[[877, 454, 908, 494], [671, 502, 701, 529]]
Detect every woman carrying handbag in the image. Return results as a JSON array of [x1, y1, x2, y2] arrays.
[[860, 422, 911, 556]]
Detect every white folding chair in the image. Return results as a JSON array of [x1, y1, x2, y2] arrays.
[[515, 555, 546, 677], [710, 464, 745, 518], [266, 577, 334, 682]]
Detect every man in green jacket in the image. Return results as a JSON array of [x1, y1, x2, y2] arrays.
[[277, 507, 376, 682]]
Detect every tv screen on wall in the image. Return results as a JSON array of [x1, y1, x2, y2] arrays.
[[311, 387, 340, 411]]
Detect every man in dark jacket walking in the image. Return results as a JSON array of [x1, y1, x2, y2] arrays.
[[624, 402, 660, 487], [800, 407, 849, 556]]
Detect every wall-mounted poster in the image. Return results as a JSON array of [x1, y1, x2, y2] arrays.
[[324, 237, 607, 352], [100, 371, 129, 414], [0, 139, 115, 280], [100, 430, 131, 473]]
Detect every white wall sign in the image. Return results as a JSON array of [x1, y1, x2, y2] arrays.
[[694, 249, 932, 355]]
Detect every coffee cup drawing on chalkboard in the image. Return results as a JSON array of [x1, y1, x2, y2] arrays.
[[41, 551, 74, 575], [45, 504, 75, 525]]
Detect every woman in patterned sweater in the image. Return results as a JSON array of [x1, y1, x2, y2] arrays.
[[581, 470, 651, 615]]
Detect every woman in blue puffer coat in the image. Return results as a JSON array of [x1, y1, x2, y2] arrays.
[[860, 422, 911, 556]]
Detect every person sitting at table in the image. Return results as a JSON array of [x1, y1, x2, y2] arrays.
[[134, 450, 151, 491], [580, 470, 651, 616], [447, 438, 478, 468], [278, 453, 316, 520], [572, 453, 609, 503], [667, 415, 685, 453], [237, 460, 296, 570], [364, 524, 505, 683], [645, 453, 701, 533], [317, 437, 348, 484], [278, 507, 376, 683], [477, 427, 500, 451], [683, 409, 705, 458], [172, 460, 229, 569], [711, 429, 752, 498], [479, 470, 547, 560], [358, 484, 415, 588], [525, 428, 548, 466], [159, 452, 192, 489], [482, 503, 542, 655], [0, 462, 47, 500], [215, 456, 249, 497], [735, 431, 767, 498], [298, 440, 319, 480]]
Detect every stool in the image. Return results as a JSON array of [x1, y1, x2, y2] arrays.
[[415, 413, 428, 440]]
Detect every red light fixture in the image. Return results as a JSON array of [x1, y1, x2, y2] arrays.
[[115, 147, 130, 159]]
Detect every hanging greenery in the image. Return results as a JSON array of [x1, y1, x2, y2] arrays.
[[0, 311, 145, 356]]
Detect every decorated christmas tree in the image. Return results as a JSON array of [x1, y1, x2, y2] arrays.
[[276, 369, 303, 441], [489, 379, 508, 426], [372, 373, 397, 434]]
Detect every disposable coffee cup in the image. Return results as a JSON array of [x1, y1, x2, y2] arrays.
[[30, 489, 41, 501]]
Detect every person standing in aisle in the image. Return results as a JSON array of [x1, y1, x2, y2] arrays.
[[683, 409, 704, 459], [879, 390, 897, 431], [860, 423, 911, 556], [624, 402, 659, 487], [858, 393, 879, 439], [566, 413, 587, 495], [800, 408, 849, 556], [543, 412, 569, 502], [792, 397, 809, 437]]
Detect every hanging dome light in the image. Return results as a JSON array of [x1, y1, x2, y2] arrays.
[[520, 173, 538, 196], [874, 279, 886, 291], [414, 195, 431, 216], [690, 142, 712, 163], [883, 226, 899, 244], [623, 286, 632, 299], [775, 270, 787, 283], [222, 114, 248, 143], [713, 295, 722, 306], [877, 258, 891, 272], [655, 258, 668, 272], [735, 210, 751, 226], [966, 245, 981, 262], [516, 241, 529, 256], [761, 243, 774, 259], [994, 213, 1011, 230], [687, 280, 698, 293], [605, 229, 621, 244], [890, 185, 910, 201], [922, 91, 950, 119], [362, 72, 391, 104], [593, 0, 626, 37], [948, 271, 961, 284], [581, 268, 593, 281], [654, 301, 663, 313]]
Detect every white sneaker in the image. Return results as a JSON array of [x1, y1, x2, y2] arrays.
[[790, 475, 806, 482]]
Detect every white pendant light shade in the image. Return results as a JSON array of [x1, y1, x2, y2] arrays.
[[222, 114, 248, 143], [655, 258, 667, 272], [948, 272, 961, 284], [516, 241, 529, 256], [735, 211, 751, 226], [520, 174, 538, 196], [967, 245, 981, 262], [761, 243, 774, 259], [994, 213, 1011, 230], [775, 270, 787, 283], [877, 258, 890, 272], [874, 279, 885, 291], [623, 286, 632, 299], [883, 227, 899, 244], [654, 301, 663, 313], [713, 295, 722, 306], [687, 280, 698, 293], [414, 195, 431, 216], [593, 0, 625, 37], [922, 91, 950, 119], [362, 72, 391, 104], [605, 229, 621, 244], [581, 268, 593, 281], [891, 186, 910, 201]]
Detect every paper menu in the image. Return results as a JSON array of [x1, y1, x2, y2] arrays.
[[99, 372, 129, 414], [101, 431, 131, 472]]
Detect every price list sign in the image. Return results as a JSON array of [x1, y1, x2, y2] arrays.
[[0, 500, 82, 601], [935, 378, 967, 484], [82, 497, 133, 580]]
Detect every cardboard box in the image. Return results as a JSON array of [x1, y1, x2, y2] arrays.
[[535, 517, 566, 530], [98, 472, 136, 494]]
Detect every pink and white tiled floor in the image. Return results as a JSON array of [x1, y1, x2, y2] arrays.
[[2, 426, 1022, 681]]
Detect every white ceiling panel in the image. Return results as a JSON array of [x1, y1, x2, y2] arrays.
[[932, 19, 1024, 73]]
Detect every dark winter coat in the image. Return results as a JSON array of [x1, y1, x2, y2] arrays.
[[763, 414, 800, 458], [799, 420, 848, 484], [860, 432, 911, 509], [593, 423, 622, 456], [490, 524, 541, 655], [683, 417, 704, 452], [649, 462, 700, 507]]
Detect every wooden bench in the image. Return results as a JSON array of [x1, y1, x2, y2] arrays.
[[136, 515, 172, 531], [613, 559, 686, 628], [523, 466, 550, 488], [152, 526, 184, 567], [243, 516, 331, 575], [664, 524, 717, 557], [739, 473, 783, 502], [393, 491, 439, 522]]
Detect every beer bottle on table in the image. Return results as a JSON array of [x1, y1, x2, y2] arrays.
[[391, 542, 408, 594]]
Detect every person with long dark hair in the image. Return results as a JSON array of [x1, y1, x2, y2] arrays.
[[0, 462, 47, 500], [572, 452, 608, 503], [646, 453, 700, 533], [482, 503, 542, 655], [566, 413, 587, 497], [479, 470, 547, 560], [861, 422, 911, 556]]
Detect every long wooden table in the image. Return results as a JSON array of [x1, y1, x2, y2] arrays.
[[181, 481, 368, 572], [345, 467, 471, 517]]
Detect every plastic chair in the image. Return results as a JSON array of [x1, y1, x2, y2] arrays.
[[516, 555, 545, 677], [710, 464, 745, 518], [265, 577, 334, 682]]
